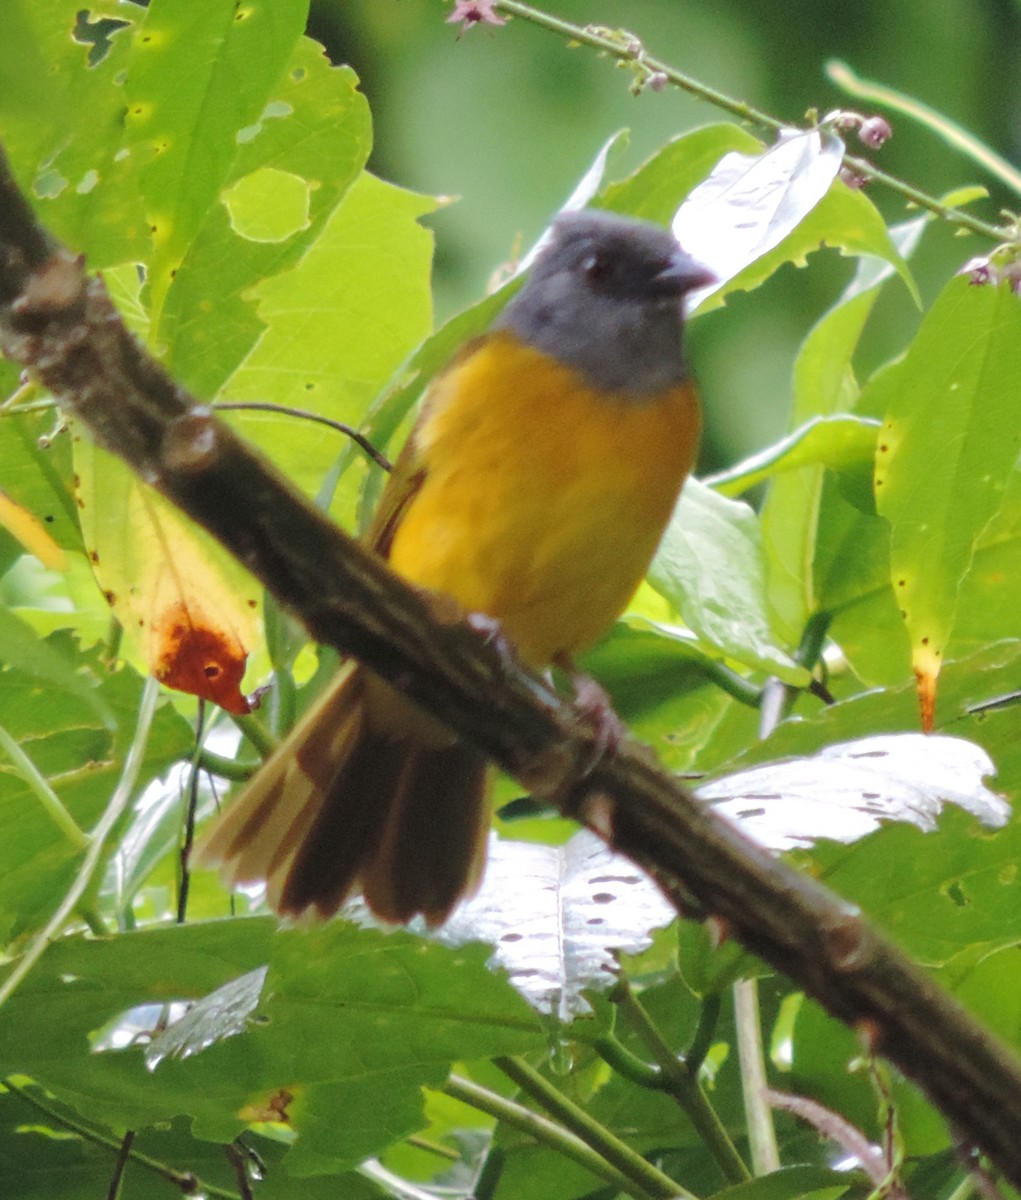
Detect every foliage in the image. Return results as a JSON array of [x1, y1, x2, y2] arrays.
[[1, 2, 1021, 1198]]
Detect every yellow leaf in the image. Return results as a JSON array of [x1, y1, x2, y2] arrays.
[[0, 490, 66, 569]]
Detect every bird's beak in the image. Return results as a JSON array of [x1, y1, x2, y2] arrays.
[[653, 249, 717, 296]]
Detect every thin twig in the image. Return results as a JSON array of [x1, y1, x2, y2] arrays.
[[827, 60, 1021, 198], [765, 1088, 904, 1196], [492, 0, 1011, 243], [176, 699, 206, 924], [217, 401, 393, 472], [107, 1130, 135, 1200]]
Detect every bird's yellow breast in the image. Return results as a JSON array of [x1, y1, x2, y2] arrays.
[[387, 332, 700, 666]]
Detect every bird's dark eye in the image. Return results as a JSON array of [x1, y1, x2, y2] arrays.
[[582, 253, 609, 283]]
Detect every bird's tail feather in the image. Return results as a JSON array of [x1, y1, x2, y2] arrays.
[[196, 663, 489, 925]]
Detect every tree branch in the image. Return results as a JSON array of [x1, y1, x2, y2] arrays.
[[3, 145, 1021, 1187]]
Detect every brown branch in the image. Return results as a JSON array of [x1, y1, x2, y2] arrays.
[[3, 144, 1021, 1186]]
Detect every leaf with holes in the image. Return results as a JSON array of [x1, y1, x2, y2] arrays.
[[698, 732, 1007, 852], [434, 832, 677, 1021]]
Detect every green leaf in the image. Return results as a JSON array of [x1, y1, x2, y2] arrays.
[[872, 277, 1021, 696], [600, 124, 764, 225], [582, 623, 755, 773], [0, 1091, 387, 1200], [0, 408, 80, 554], [815, 481, 910, 685], [712, 1166, 852, 1200], [707, 415, 880, 498], [0, 2, 52, 122], [712, 177, 916, 316], [815, 807, 1021, 967], [0, 919, 541, 1171], [157, 34, 372, 396], [124, 0, 309, 321], [952, 466, 1021, 657], [0, 611, 113, 727], [761, 217, 925, 644], [649, 479, 808, 684], [220, 171, 437, 521], [0, 2, 152, 269]]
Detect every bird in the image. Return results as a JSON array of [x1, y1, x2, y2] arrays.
[[196, 208, 714, 926]]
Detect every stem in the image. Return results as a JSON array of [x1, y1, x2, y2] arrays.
[[493, 0, 1012, 244], [406, 1133, 461, 1161], [107, 1130, 135, 1200], [686, 994, 722, 1076], [842, 154, 1007, 241], [494, 1055, 696, 1200], [494, 1, 785, 134], [593, 1032, 664, 1089], [0, 676, 160, 1010], [734, 980, 780, 1175], [231, 711, 278, 760], [445, 1073, 654, 1198], [197, 747, 259, 781], [177, 702, 205, 924], [611, 983, 750, 1185], [0, 721, 88, 850], [3, 1078, 240, 1199], [225, 1142, 255, 1200]]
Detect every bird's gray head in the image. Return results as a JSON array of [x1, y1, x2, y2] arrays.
[[495, 210, 714, 398]]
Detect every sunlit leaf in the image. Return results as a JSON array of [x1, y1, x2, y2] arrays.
[[0, 2, 151, 269], [435, 832, 676, 1021], [699, 733, 1007, 851], [157, 34, 372, 396], [145, 966, 269, 1068], [75, 449, 260, 711], [673, 126, 845, 304], [762, 216, 926, 644], [0, 491, 64, 569], [124, 0, 308, 320], [0, 409, 80, 555], [219, 171, 436, 520], [600, 124, 765, 226]]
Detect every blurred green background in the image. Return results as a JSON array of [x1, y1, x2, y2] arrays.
[[309, 0, 1021, 470]]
